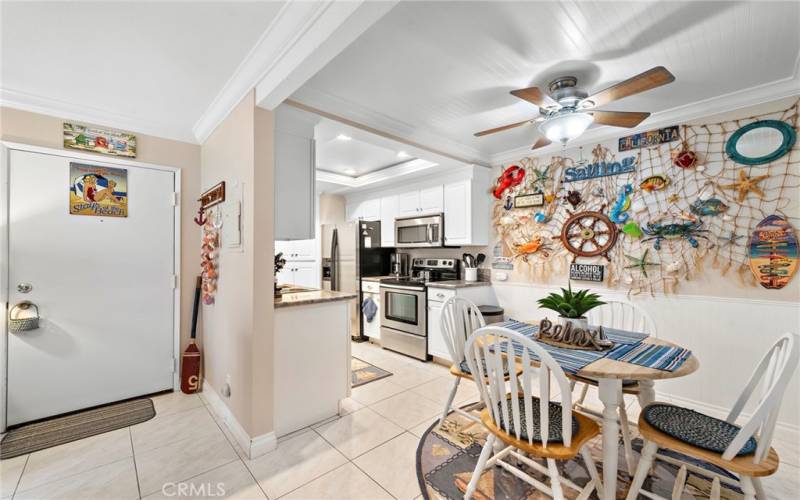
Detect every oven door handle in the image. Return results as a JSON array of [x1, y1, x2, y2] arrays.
[[381, 284, 426, 292]]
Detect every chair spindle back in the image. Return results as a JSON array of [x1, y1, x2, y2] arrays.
[[464, 326, 574, 447], [441, 297, 485, 365], [586, 299, 658, 336]]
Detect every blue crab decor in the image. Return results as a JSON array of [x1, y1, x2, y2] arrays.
[[642, 220, 710, 250]]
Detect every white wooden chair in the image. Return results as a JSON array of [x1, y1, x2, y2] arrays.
[[438, 297, 505, 426], [573, 299, 658, 475], [463, 325, 603, 500], [626, 333, 798, 500]]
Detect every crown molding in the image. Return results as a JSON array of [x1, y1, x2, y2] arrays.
[[290, 86, 491, 167], [256, 1, 397, 111], [193, 1, 331, 143], [0, 88, 197, 144], [489, 70, 800, 165]]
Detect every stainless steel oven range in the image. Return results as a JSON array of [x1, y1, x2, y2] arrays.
[[379, 258, 459, 361]]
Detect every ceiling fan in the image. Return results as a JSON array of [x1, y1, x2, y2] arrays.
[[475, 66, 675, 150]]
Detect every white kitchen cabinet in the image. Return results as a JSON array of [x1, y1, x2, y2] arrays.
[[420, 185, 443, 213], [277, 261, 319, 288], [344, 165, 490, 246], [443, 171, 490, 246], [276, 239, 317, 261], [275, 105, 319, 240], [426, 284, 498, 362], [397, 185, 443, 216], [379, 195, 398, 247], [346, 198, 380, 222]]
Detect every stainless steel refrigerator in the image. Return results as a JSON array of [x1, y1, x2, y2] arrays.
[[321, 221, 392, 340]]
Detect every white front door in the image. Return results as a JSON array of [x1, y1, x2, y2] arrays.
[[6, 149, 176, 425]]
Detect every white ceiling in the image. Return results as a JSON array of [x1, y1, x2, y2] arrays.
[[315, 118, 415, 177], [0, 1, 285, 142], [294, 0, 800, 162]]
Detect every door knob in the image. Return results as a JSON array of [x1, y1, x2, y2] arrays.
[[17, 283, 33, 293]]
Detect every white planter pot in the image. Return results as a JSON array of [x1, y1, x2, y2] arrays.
[[558, 316, 588, 330]]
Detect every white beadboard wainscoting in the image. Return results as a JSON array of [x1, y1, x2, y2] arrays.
[[492, 281, 800, 466]]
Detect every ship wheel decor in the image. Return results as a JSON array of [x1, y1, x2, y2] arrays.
[[558, 207, 619, 261]]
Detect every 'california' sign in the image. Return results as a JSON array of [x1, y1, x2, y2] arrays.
[[564, 156, 637, 182]]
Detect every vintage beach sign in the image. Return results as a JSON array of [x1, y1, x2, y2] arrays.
[[569, 263, 605, 282], [618, 126, 680, 152], [64, 122, 137, 158], [748, 215, 797, 290], [69, 163, 128, 217], [563, 156, 637, 182]]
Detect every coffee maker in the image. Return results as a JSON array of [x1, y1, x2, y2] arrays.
[[390, 253, 409, 277]]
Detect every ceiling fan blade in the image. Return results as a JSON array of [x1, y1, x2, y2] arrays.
[[531, 137, 552, 150], [589, 110, 651, 128], [583, 66, 675, 108], [474, 119, 535, 137], [510, 87, 559, 109]]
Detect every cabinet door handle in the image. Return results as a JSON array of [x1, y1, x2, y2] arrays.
[[436, 293, 445, 298]]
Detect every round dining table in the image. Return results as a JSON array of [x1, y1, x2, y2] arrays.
[[571, 336, 698, 498], [516, 329, 700, 498]]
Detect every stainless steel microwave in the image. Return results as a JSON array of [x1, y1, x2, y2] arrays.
[[395, 213, 444, 248]]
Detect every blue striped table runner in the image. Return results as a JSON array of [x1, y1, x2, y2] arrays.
[[603, 342, 692, 371], [492, 319, 689, 375]]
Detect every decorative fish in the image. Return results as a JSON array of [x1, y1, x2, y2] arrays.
[[610, 184, 633, 224], [690, 198, 729, 216], [640, 175, 670, 192], [622, 221, 643, 238]]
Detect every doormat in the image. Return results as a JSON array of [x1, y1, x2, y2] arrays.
[[352, 357, 392, 388], [416, 403, 744, 499], [0, 398, 155, 460]]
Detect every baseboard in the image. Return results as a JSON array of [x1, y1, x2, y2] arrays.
[[200, 379, 277, 459]]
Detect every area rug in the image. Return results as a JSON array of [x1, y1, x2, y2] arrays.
[[0, 398, 155, 459], [352, 357, 392, 387], [416, 402, 744, 499]]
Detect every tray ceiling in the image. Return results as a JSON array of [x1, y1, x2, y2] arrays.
[[293, 0, 800, 161]]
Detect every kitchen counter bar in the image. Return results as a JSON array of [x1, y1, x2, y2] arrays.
[[274, 289, 358, 308]]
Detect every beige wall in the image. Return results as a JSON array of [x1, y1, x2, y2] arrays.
[[0, 106, 202, 354], [198, 92, 275, 437]]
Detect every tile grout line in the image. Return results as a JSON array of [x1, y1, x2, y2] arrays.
[[200, 398, 271, 499], [9, 453, 30, 499], [128, 427, 143, 500], [349, 456, 400, 500], [349, 430, 422, 500]]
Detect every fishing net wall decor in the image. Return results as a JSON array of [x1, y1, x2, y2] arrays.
[[492, 99, 800, 295]]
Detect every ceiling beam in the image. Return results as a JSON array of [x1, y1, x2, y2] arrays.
[[193, 0, 396, 144]]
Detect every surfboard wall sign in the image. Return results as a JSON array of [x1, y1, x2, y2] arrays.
[[748, 215, 798, 290]]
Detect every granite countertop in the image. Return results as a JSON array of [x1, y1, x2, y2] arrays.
[[361, 275, 397, 282], [426, 280, 492, 289], [275, 289, 358, 308]]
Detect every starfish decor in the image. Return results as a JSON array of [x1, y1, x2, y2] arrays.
[[719, 170, 769, 203], [624, 249, 660, 278]]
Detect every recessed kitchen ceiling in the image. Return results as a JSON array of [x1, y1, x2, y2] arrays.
[[0, 1, 286, 141], [315, 118, 416, 177], [293, 0, 800, 160]]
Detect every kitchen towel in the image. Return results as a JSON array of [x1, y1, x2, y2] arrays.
[[362, 297, 378, 322]]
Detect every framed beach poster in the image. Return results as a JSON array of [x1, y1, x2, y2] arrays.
[[63, 122, 137, 158], [69, 163, 129, 217]]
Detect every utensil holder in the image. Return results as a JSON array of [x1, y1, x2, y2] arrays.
[[464, 268, 478, 282]]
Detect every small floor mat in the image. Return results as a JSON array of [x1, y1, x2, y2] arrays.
[[352, 357, 392, 388], [0, 398, 155, 459]]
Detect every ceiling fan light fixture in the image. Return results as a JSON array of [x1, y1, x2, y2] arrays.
[[539, 112, 594, 144]]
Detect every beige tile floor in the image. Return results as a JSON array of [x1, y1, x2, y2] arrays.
[[1, 340, 798, 499]]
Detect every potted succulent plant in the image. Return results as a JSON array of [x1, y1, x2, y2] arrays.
[[537, 282, 605, 330]]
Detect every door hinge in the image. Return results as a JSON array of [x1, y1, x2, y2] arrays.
[[172, 357, 178, 373], [171, 192, 179, 206], [172, 274, 179, 289]]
